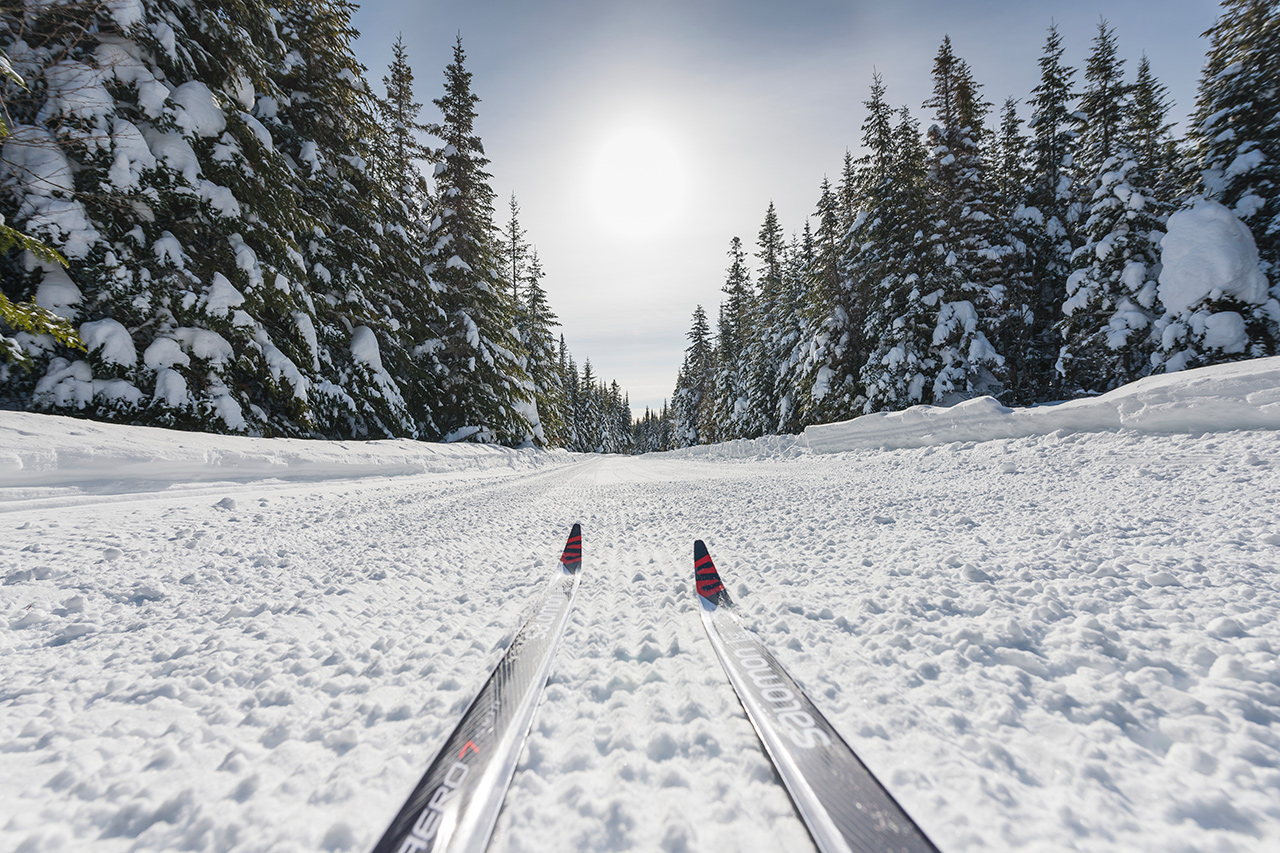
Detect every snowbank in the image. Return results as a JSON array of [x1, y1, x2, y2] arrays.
[[805, 356, 1280, 453], [0, 411, 573, 493]]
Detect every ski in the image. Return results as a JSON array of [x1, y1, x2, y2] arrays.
[[694, 540, 940, 853], [371, 524, 584, 853]]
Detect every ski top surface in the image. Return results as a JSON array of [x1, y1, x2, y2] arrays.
[[694, 540, 940, 853], [370, 524, 583, 853]]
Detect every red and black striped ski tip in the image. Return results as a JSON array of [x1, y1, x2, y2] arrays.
[[694, 539, 731, 606], [370, 525, 583, 853], [559, 523, 582, 571], [695, 541, 940, 853]]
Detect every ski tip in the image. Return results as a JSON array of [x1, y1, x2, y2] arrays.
[[560, 524, 582, 572], [694, 540, 732, 607]]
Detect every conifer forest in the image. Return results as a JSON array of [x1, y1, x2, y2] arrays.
[[2, 1, 1278, 454]]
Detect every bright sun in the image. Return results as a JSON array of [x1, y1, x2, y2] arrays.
[[586, 123, 687, 238]]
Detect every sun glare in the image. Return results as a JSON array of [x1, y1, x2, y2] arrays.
[[586, 123, 687, 239]]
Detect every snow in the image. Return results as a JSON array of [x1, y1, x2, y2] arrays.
[[169, 82, 226, 138], [1, 126, 99, 258], [1158, 200, 1269, 316], [200, 273, 245, 317], [142, 337, 189, 371], [806, 357, 1280, 452], [32, 263, 82, 320], [105, 0, 144, 28], [3, 357, 1280, 853], [79, 318, 137, 367]]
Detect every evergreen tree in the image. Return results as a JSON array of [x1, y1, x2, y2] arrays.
[[861, 106, 937, 411], [378, 33, 431, 208], [424, 36, 533, 443], [1022, 23, 1084, 398], [522, 249, 562, 445], [711, 236, 754, 438], [1058, 23, 1167, 392], [920, 36, 1007, 404], [1185, 0, 1280, 356], [0, 0, 352, 435], [1076, 21, 1127, 184], [1129, 55, 1180, 203], [798, 176, 863, 423], [670, 304, 713, 446], [744, 201, 786, 435], [990, 97, 1037, 403]]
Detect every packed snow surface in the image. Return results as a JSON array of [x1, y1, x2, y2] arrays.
[[3, 358, 1280, 853]]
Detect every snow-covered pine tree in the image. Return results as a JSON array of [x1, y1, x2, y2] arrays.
[[798, 175, 864, 423], [1021, 23, 1084, 399], [1130, 55, 1180, 205], [0, 42, 81, 369], [1075, 21, 1127, 186], [775, 223, 814, 431], [711, 235, 754, 439], [989, 97, 1037, 403], [277, 1, 444, 439], [379, 33, 431, 209], [670, 304, 713, 446], [1057, 23, 1167, 393], [1, 0, 345, 435], [744, 200, 785, 436], [424, 36, 533, 444], [919, 36, 1007, 404], [576, 358, 601, 451], [521, 248, 563, 445], [1179, 0, 1280, 360], [860, 105, 936, 411]]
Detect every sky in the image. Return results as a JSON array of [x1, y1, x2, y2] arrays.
[[347, 0, 1224, 413]]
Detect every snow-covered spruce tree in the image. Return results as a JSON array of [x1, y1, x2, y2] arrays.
[[711, 235, 754, 439], [1020, 23, 1084, 399], [0, 0, 344, 434], [1057, 24, 1168, 393], [798, 175, 864, 424], [918, 36, 1008, 405], [988, 97, 1037, 403], [775, 222, 815, 432], [576, 358, 601, 451], [670, 303, 713, 447], [275, 1, 439, 439], [1130, 55, 1181, 206], [743, 200, 785, 436], [557, 337, 582, 450], [424, 36, 534, 444], [1173, 0, 1280, 363], [860, 105, 937, 411], [0, 42, 82, 369], [379, 33, 431, 209], [521, 248, 564, 445]]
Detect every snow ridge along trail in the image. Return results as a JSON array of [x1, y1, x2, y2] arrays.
[[3, 358, 1280, 853]]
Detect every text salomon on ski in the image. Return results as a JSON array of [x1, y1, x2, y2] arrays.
[[371, 524, 583, 853], [694, 539, 939, 853]]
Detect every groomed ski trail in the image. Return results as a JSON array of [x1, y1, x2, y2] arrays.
[[3, 437, 1280, 852]]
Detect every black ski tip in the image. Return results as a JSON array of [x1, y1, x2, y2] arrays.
[[560, 524, 582, 572], [694, 540, 732, 607]]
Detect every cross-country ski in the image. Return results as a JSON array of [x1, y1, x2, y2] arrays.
[[695, 540, 940, 853], [369, 525, 583, 853]]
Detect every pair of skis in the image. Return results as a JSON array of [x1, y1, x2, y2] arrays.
[[371, 528, 937, 853]]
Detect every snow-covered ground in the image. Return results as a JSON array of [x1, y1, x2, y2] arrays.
[[3, 358, 1280, 853]]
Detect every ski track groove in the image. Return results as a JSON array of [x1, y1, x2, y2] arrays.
[[2, 432, 1280, 852]]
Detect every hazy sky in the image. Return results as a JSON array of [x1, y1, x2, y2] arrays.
[[348, 0, 1223, 413]]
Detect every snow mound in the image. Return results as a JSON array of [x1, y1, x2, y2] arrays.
[[807, 356, 1280, 452], [0, 412, 574, 497]]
